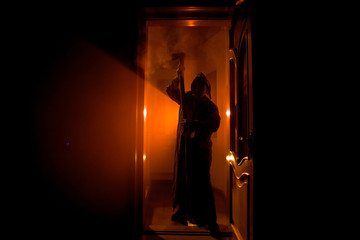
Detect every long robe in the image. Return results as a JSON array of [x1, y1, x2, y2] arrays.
[[166, 77, 220, 226]]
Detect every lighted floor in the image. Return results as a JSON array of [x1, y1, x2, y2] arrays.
[[143, 180, 232, 239], [142, 235, 234, 240]]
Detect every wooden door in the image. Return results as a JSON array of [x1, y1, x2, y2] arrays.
[[228, 2, 253, 240]]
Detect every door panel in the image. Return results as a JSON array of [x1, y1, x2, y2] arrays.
[[237, 31, 252, 164], [231, 162, 250, 240], [228, 2, 253, 240]]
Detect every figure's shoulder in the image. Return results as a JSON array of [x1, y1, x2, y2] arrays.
[[203, 97, 219, 111]]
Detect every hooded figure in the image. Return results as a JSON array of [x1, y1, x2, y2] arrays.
[[166, 71, 220, 235]]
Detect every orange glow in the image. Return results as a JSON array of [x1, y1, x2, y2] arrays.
[[187, 220, 198, 226], [145, 25, 231, 193], [33, 38, 138, 215], [143, 82, 178, 179], [226, 109, 231, 117], [186, 20, 196, 27], [226, 152, 235, 163], [144, 108, 147, 119], [236, 0, 245, 5]]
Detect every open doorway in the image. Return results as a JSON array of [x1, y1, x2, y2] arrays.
[[141, 18, 231, 234]]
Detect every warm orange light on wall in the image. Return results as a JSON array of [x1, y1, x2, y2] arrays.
[[226, 109, 230, 117], [144, 108, 147, 119], [185, 20, 196, 27]]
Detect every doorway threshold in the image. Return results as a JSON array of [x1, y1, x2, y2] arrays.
[[142, 234, 234, 240], [143, 224, 232, 236]]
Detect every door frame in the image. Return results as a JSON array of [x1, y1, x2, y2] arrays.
[[135, 6, 234, 237], [228, 2, 254, 240]]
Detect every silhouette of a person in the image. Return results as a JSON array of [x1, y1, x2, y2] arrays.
[[166, 70, 221, 237]]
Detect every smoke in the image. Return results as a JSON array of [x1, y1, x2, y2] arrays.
[[148, 27, 195, 71], [144, 24, 229, 184], [147, 26, 226, 93]]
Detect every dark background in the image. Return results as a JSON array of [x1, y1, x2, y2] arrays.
[[6, 1, 342, 239]]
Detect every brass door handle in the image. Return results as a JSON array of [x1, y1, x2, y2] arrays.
[[238, 156, 249, 166], [226, 151, 249, 166], [227, 151, 250, 181], [235, 172, 250, 189], [239, 172, 249, 182]]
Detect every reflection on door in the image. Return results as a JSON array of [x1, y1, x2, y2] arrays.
[[228, 3, 254, 240]]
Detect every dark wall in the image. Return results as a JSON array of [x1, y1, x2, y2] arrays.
[[9, 1, 332, 239], [13, 6, 140, 238], [12, 2, 240, 238], [249, 2, 337, 238]]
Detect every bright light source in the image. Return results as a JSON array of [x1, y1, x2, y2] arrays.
[[144, 108, 147, 119], [187, 220, 198, 227], [143, 154, 146, 161], [226, 109, 230, 117], [185, 20, 196, 27], [226, 152, 235, 162]]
